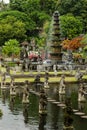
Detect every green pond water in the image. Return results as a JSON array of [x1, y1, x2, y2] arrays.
[[0, 83, 87, 130]]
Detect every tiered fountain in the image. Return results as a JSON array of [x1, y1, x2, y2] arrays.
[[49, 11, 62, 64]]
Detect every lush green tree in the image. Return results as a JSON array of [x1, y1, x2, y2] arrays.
[[0, 15, 27, 46], [57, 0, 87, 32], [2, 39, 20, 57], [9, 0, 50, 36], [39, 0, 58, 15], [29, 11, 50, 27], [57, 0, 84, 15], [10, 0, 25, 12], [0, 10, 36, 31], [60, 15, 83, 39], [10, 0, 58, 15]]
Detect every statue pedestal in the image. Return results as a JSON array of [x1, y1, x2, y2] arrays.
[[63, 126, 74, 130]]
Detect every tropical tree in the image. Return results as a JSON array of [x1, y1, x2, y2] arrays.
[[2, 39, 20, 58], [60, 15, 83, 39], [10, 0, 58, 16], [0, 10, 36, 31], [39, 0, 58, 15], [10, 0, 25, 12], [57, 0, 87, 32], [0, 15, 27, 46]]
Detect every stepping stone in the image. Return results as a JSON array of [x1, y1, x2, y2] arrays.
[[57, 103, 65, 107], [52, 101, 60, 104], [48, 99, 56, 102], [47, 97, 51, 100], [81, 116, 87, 119], [61, 106, 65, 109], [74, 112, 85, 116], [73, 109, 79, 112]]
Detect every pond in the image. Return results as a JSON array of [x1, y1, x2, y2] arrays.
[[0, 83, 87, 130]]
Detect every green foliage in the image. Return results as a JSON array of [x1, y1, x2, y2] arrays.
[[10, 0, 57, 16], [0, 10, 36, 30], [57, 0, 85, 15], [60, 15, 83, 39], [81, 34, 87, 58], [35, 37, 46, 47], [24, 0, 41, 14], [39, 0, 57, 15], [57, 0, 87, 32], [0, 15, 27, 46], [0, 0, 87, 47], [7, 62, 16, 67], [29, 11, 50, 27], [9, 0, 50, 38], [81, 34, 87, 45], [2, 39, 20, 57], [10, 0, 26, 12]]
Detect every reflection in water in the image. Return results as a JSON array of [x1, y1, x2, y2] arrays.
[[0, 84, 87, 130], [63, 98, 74, 129], [78, 102, 85, 112], [9, 96, 16, 112], [1, 89, 7, 104], [23, 104, 29, 123], [59, 94, 65, 103], [39, 114, 47, 130]]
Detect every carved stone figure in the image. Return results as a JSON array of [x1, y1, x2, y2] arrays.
[[22, 84, 29, 104], [59, 75, 66, 94], [78, 83, 86, 102]]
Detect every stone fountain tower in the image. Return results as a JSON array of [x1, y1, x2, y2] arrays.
[[49, 11, 62, 64]]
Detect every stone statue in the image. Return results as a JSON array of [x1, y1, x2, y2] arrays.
[[75, 68, 83, 81], [59, 75, 66, 94], [22, 83, 29, 104], [44, 80, 49, 89], [10, 86, 16, 96], [78, 83, 86, 102], [34, 74, 41, 91], [45, 71, 49, 82]]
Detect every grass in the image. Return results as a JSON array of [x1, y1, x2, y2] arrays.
[[0, 76, 84, 83], [0, 67, 87, 83]]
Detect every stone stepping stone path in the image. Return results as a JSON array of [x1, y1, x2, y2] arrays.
[[52, 101, 60, 104], [29, 89, 87, 119], [47, 97, 51, 100], [48, 99, 56, 102], [73, 109, 79, 112], [57, 103, 65, 107], [74, 112, 85, 116], [81, 116, 87, 119]]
